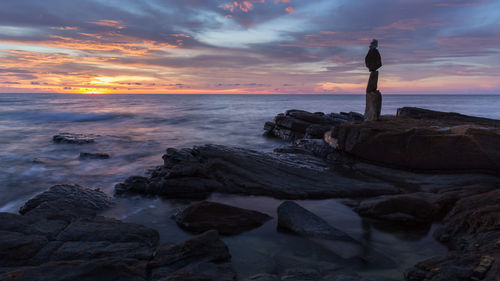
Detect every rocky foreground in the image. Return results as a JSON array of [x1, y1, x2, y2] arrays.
[[3, 107, 500, 280]]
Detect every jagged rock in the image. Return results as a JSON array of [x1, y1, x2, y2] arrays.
[[79, 152, 110, 159], [115, 145, 398, 200], [149, 230, 235, 280], [277, 201, 356, 242], [405, 188, 500, 281], [0, 185, 237, 281], [173, 201, 272, 235], [52, 133, 94, 144], [364, 91, 382, 121], [326, 111, 500, 174], [264, 110, 362, 141]]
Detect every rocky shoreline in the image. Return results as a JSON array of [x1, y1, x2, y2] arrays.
[[2, 107, 499, 280]]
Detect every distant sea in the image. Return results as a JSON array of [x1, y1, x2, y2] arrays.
[[1, 93, 500, 211], [1, 93, 499, 279]]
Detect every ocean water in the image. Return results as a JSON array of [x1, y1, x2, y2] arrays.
[[1, 93, 500, 279]]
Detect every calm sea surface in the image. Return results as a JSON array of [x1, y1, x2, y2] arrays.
[[1, 93, 499, 279]]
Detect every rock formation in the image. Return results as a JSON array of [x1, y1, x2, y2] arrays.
[[364, 39, 382, 121]]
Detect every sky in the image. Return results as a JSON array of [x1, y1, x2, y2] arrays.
[[0, 0, 499, 94]]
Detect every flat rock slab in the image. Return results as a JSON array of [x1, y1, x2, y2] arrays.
[[327, 108, 500, 174], [115, 144, 398, 200], [173, 201, 272, 235], [52, 133, 95, 144], [79, 152, 110, 159], [277, 201, 355, 242]]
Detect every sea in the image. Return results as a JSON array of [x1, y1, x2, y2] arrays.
[[1, 93, 500, 279]]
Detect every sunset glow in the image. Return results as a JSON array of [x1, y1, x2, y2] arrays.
[[1, 0, 499, 94]]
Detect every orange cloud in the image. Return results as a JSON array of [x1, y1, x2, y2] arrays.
[[285, 6, 294, 13], [88, 20, 125, 29]]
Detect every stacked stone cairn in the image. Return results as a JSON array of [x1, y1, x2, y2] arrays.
[[364, 39, 382, 121]]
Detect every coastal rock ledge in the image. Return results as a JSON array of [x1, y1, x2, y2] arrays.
[[325, 107, 500, 174]]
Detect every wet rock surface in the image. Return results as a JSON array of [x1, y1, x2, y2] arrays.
[[264, 109, 363, 141], [52, 133, 95, 144], [173, 201, 272, 235], [115, 144, 399, 200], [405, 188, 500, 281], [79, 152, 110, 159], [326, 108, 500, 174], [277, 201, 355, 242], [0, 185, 236, 281]]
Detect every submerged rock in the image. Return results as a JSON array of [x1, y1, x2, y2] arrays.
[[149, 230, 236, 280], [277, 201, 355, 242], [173, 201, 272, 235], [79, 152, 110, 159], [52, 133, 95, 144], [115, 145, 398, 200]]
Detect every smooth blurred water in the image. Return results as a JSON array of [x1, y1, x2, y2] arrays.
[[1, 93, 499, 279]]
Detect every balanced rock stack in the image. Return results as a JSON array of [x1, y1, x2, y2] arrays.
[[364, 39, 382, 121]]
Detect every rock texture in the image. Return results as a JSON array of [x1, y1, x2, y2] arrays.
[[173, 201, 272, 235], [0, 185, 236, 281], [364, 91, 382, 122], [405, 188, 500, 281], [277, 201, 355, 242], [264, 109, 363, 141], [52, 133, 95, 144], [326, 108, 500, 174], [115, 144, 398, 200]]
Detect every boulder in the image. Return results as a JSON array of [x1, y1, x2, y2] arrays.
[[326, 112, 500, 174], [52, 133, 94, 144], [173, 201, 272, 235], [277, 201, 356, 242], [366, 71, 379, 93], [396, 107, 500, 125], [115, 145, 398, 200], [365, 48, 382, 72], [364, 91, 382, 121], [19, 184, 113, 220]]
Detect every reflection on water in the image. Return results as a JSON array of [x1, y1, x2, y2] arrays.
[[102, 193, 448, 280], [1, 93, 495, 279]]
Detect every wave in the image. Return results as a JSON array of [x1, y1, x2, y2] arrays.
[[0, 111, 134, 122]]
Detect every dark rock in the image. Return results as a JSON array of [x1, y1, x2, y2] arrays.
[[52, 133, 95, 144], [405, 188, 500, 281], [149, 230, 235, 280], [397, 107, 500, 125], [277, 201, 356, 242], [364, 90, 382, 121], [366, 71, 379, 93], [326, 114, 500, 174], [305, 124, 332, 139], [56, 216, 159, 247], [79, 152, 110, 159], [243, 273, 280, 281], [354, 193, 441, 225], [264, 109, 362, 141], [281, 268, 322, 281], [0, 258, 147, 281], [173, 201, 272, 235], [365, 48, 382, 72], [115, 145, 398, 200], [19, 184, 113, 220], [0, 231, 48, 267]]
